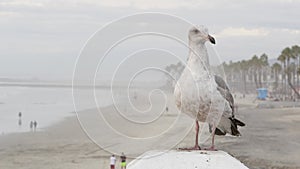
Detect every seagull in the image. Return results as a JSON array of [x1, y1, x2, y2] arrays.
[[174, 25, 245, 150]]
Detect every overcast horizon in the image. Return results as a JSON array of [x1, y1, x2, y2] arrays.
[[1, 0, 300, 81]]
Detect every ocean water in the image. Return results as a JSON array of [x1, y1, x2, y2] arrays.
[[0, 86, 112, 135]]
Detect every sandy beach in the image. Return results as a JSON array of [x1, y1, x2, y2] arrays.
[[0, 91, 300, 169]]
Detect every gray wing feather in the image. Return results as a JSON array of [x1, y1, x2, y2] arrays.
[[214, 75, 235, 116], [214, 75, 229, 91]]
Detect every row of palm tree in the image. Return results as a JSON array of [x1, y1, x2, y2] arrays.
[[222, 45, 300, 99], [222, 53, 269, 92]]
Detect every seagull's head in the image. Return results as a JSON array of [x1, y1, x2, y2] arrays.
[[188, 25, 216, 45]]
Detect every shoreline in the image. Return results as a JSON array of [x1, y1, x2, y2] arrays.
[[0, 86, 114, 135]]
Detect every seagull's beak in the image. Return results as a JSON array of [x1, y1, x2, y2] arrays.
[[208, 35, 216, 44]]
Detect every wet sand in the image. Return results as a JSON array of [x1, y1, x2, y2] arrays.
[[0, 93, 299, 169]]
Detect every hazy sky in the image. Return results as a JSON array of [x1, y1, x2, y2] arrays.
[[1, 0, 300, 81]]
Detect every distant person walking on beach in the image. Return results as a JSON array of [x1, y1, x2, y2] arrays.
[[18, 119, 22, 126], [33, 121, 37, 131], [110, 154, 116, 169], [30, 121, 34, 131], [18, 112, 22, 126], [120, 152, 126, 169]]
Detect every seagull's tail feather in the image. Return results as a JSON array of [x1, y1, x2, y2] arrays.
[[209, 125, 226, 135], [210, 117, 245, 136], [214, 127, 226, 135], [229, 117, 241, 136], [228, 117, 245, 136], [234, 118, 245, 127]]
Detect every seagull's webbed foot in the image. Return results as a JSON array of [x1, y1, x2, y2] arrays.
[[178, 145, 201, 151], [204, 146, 217, 151]]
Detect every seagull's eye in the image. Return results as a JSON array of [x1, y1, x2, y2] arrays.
[[194, 29, 199, 33]]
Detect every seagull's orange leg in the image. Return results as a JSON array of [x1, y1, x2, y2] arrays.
[[204, 124, 217, 151], [194, 120, 201, 149], [179, 120, 201, 150]]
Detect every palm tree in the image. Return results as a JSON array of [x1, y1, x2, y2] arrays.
[[291, 45, 300, 88], [259, 53, 269, 87], [240, 60, 250, 94], [271, 62, 282, 96], [280, 47, 300, 98], [298, 67, 300, 88], [278, 53, 287, 98], [224, 61, 235, 84], [289, 63, 297, 85], [249, 55, 261, 88], [287, 63, 300, 98]]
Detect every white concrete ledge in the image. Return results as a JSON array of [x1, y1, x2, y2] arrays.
[[128, 150, 249, 169]]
